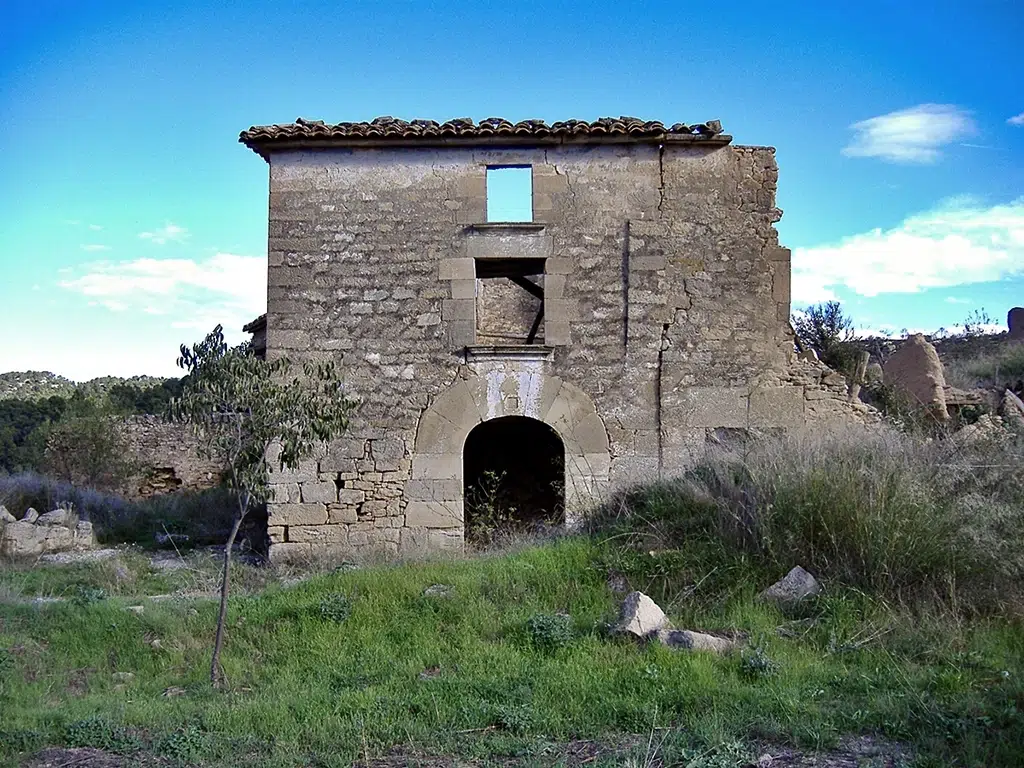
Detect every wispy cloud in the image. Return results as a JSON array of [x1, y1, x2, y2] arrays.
[[1008, 112, 1024, 126], [61, 252, 267, 332], [139, 223, 188, 245], [842, 104, 975, 163], [81, 244, 110, 252], [792, 196, 1024, 303], [88, 224, 103, 231]]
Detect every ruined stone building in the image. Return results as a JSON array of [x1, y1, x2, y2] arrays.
[[239, 116, 869, 562]]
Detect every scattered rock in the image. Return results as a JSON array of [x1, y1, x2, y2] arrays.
[[615, 591, 668, 638], [760, 566, 821, 606], [155, 531, 189, 546], [797, 348, 818, 362], [40, 548, 120, 565], [22, 507, 40, 523], [1001, 389, 1024, 431], [656, 628, 737, 654], [0, 505, 15, 523], [882, 334, 949, 420], [162, 685, 186, 697], [418, 665, 441, 680], [422, 584, 453, 598], [127, 605, 145, 615], [36, 508, 71, 527], [954, 413, 1009, 445], [1009, 307, 1024, 339]]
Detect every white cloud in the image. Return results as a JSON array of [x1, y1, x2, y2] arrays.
[[81, 244, 110, 252], [944, 296, 971, 304], [139, 222, 188, 245], [1008, 112, 1024, 126], [61, 252, 267, 335], [88, 224, 103, 231], [792, 196, 1024, 303], [842, 104, 975, 163]]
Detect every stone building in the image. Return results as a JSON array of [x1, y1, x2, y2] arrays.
[[239, 116, 870, 562]]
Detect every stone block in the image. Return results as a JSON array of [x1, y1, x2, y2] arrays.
[[442, 298, 475, 321], [267, 502, 328, 526], [411, 453, 461, 479], [450, 279, 476, 299], [748, 386, 805, 428], [288, 524, 348, 544], [404, 478, 462, 502], [269, 542, 311, 563], [267, 526, 286, 543], [439, 258, 475, 280], [405, 501, 462, 528], [399, 526, 430, 556], [337, 489, 366, 505], [427, 528, 464, 553], [446, 320, 476, 347], [300, 481, 338, 504], [466, 233, 552, 260], [328, 504, 359, 524], [664, 387, 749, 428]]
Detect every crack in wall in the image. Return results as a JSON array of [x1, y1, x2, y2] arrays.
[[656, 321, 670, 476], [547, 151, 577, 210], [657, 144, 666, 216]]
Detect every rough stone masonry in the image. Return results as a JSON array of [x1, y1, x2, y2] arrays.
[[239, 116, 873, 562]]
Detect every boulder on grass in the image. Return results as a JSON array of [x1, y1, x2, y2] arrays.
[[759, 566, 821, 607], [615, 591, 668, 638], [1001, 390, 1024, 431], [656, 629, 737, 654]]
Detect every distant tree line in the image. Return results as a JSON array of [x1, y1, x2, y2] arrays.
[[0, 377, 185, 475]]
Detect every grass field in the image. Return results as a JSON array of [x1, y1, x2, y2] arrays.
[[2, 432, 1023, 767]]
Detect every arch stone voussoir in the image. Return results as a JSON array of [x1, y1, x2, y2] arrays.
[[411, 368, 611, 539]]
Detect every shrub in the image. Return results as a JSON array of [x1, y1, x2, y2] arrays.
[[318, 593, 352, 623], [526, 612, 573, 652], [44, 414, 136, 493], [591, 430, 1024, 610], [793, 301, 858, 371]]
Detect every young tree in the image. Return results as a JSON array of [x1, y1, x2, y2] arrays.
[[792, 301, 856, 371], [174, 325, 355, 687]]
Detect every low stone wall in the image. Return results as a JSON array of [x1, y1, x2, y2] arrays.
[[0, 505, 96, 557]]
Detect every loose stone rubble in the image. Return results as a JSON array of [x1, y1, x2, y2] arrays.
[[0, 503, 97, 558]]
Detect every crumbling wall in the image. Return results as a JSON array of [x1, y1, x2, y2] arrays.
[[119, 416, 223, 498]]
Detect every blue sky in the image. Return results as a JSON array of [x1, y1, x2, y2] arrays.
[[1, 0, 1022, 380]]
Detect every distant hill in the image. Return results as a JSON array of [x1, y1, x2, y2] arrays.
[[0, 371, 171, 401]]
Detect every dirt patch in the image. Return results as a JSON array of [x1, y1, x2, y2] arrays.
[[22, 748, 177, 767]]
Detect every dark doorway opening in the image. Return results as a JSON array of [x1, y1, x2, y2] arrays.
[[463, 416, 564, 547]]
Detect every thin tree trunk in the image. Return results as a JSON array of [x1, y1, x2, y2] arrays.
[[211, 499, 248, 688]]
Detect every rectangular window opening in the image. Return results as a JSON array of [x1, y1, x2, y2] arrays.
[[475, 258, 545, 344], [486, 166, 533, 223]]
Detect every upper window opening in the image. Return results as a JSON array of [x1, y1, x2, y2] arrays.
[[486, 166, 533, 223]]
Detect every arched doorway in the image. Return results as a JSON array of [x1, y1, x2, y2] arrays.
[[463, 416, 565, 546]]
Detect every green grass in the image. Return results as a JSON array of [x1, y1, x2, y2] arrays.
[[943, 340, 1024, 389], [1, 536, 1022, 767]]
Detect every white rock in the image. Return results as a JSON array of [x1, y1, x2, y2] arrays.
[[657, 628, 737, 654], [0, 505, 16, 524], [760, 566, 821, 606], [21, 507, 39, 523], [616, 591, 668, 638]]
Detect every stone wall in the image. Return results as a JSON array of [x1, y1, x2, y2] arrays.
[[259, 139, 872, 562], [119, 416, 223, 498]]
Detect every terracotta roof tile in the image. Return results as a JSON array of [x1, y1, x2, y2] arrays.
[[239, 116, 728, 155]]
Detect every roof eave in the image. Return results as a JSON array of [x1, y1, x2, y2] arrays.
[[239, 133, 733, 159]]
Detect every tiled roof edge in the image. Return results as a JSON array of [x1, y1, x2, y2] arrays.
[[239, 116, 729, 156]]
